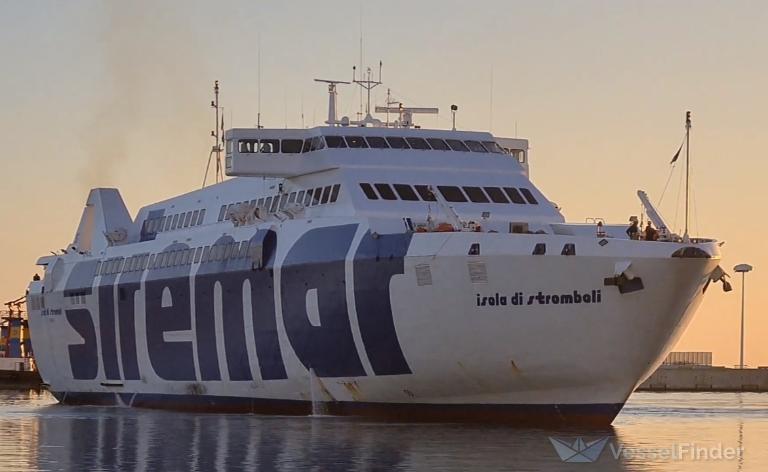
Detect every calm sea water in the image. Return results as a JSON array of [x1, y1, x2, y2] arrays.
[[0, 390, 766, 471]]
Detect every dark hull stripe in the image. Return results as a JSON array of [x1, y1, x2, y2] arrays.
[[52, 391, 623, 427]]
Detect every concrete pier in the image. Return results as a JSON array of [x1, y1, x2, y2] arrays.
[[638, 365, 768, 392]]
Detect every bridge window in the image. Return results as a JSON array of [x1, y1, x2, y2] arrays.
[[465, 140, 488, 153], [405, 137, 431, 150], [438, 185, 468, 202], [171, 214, 181, 229], [393, 184, 419, 201], [463, 186, 489, 203], [520, 188, 539, 204], [414, 185, 437, 201], [281, 139, 303, 153], [374, 183, 397, 200], [366, 136, 389, 148], [445, 139, 469, 152], [504, 187, 526, 204], [310, 136, 326, 151], [426, 138, 450, 151], [217, 205, 227, 222], [288, 192, 297, 204], [183, 212, 193, 228], [385, 137, 410, 149], [279, 194, 289, 210], [302, 139, 312, 153], [191, 210, 199, 226], [238, 139, 258, 153], [345, 136, 369, 148], [201, 246, 211, 263], [330, 184, 341, 203], [259, 140, 280, 153], [269, 197, 280, 213], [325, 136, 347, 148], [482, 141, 505, 153], [359, 183, 378, 200], [304, 189, 314, 206], [320, 186, 332, 204], [296, 190, 305, 204], [484, 187, 509, 203]]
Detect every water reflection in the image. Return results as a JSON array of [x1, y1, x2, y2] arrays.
[[2, 390, 768, 471]]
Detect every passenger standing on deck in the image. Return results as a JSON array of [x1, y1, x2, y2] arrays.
[[644, 221, 659, 241], [626, 216, 640, 240]]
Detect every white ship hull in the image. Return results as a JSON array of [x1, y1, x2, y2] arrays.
[[27, 219, 720, 426]]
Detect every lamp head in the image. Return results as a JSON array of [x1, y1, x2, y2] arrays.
[[734, 263, 753, 273]]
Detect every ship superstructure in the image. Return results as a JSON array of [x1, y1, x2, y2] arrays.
[[26, 74, 729, 426]]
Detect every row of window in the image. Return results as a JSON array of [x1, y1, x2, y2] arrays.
[[95, 240, 259, 276], [358, 183, 539, 205], [65, 292, 88, 305], [236, 136, 508, 155], [144, 208, 206, 235], [216, 184, 341, 222]]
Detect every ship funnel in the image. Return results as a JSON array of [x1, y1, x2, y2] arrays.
[[72, 188, 134, 254]]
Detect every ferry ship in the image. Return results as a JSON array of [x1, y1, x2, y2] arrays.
[[26, 73, 729, 426]]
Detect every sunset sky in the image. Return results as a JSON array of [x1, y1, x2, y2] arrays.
[[1, 1, 766, 366]]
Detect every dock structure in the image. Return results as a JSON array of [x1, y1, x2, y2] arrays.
[[637, 352, 768, 392], [1, 296, 41, 389]]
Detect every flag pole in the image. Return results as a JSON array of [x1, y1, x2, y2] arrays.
[[684, 111, 691, 241]]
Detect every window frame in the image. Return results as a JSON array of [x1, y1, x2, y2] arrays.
[[414, 185, 437, 201], [484, 187, 509, 203], [426, 138, 450, 151], [405, 137, 431, 150], [464, 140, 489, 153], [324, 136, 347, 148], [393, 184, 419, 201], [385, 137, 410, 149], [359, 183, 379, 200], [373, 183, 398, 200], [437, 185, 468, 202], [463, 186, 490, 203], [365, 136, 389, 148], [344, 136, 369, 148], [445, 139, 470, 152], [519, 188, 539, 204], [281, 139, 303, 153], [329, 184, 341, 203], [504, 187, 526, 204]]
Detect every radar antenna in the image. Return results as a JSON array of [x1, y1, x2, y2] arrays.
[[374, 103, 438, 129], [314, 79, 350, 126]]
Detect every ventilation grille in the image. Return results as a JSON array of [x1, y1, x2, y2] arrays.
[[415, 264, 433, 286], [467, 261, 488, 284]]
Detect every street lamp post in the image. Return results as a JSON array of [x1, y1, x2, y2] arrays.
[[734, 263, 754, 369]]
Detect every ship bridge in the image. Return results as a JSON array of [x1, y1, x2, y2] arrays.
[[224, 127, 529, 179]]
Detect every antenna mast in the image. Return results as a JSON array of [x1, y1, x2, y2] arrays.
[[257, 33, 262, 129], [203, 80, 224, 188], [684, 111, 691, 240], [212, 81, 223, 183], [352, 61, 383, 126]]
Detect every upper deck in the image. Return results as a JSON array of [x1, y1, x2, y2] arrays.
[[224, 126, 529, 178]]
